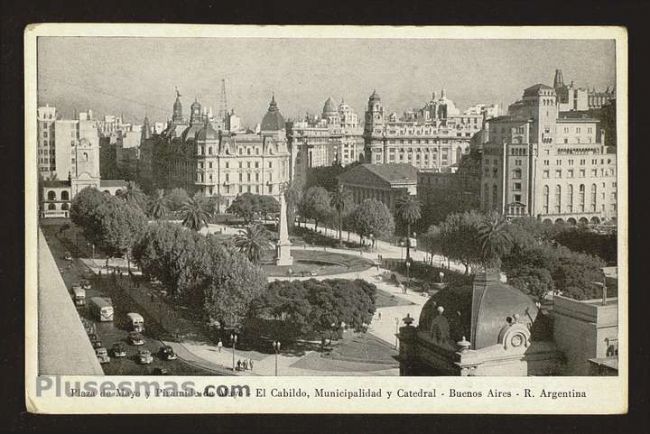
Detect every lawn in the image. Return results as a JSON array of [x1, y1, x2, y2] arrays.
[[262, 249, 374, 277]]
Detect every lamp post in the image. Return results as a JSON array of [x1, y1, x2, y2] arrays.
[[405, 259, 411, 292], [369, 233, 374, 252], [394, 317, 399, 350], [272, 340, 281, 376], [230, 333, 238, 372]]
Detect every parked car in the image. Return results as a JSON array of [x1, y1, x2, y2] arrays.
[[88, 333, 102, 349], [128, 331, 145, 346], [112, 342, 127, 358], [95, 347, 110, 364], [63, 252, 73, 261], [151, 367, 170, 375], [127, 312, 145, 333], [138, 349, 153, 365], [159, 345, 177, 361], [80, 279, 91, 290]]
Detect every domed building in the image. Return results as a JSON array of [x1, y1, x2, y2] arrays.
[[398, 269, 619, 376], [399, 270, 561, 376], [322, 96, 340, 126]]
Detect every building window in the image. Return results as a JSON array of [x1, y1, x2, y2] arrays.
[[555, 169, 562, 178], [492, 184, 498, 211], [512, 168, 522, 179], [47, 191, 56, 201], [543, 170, 549, 178], [579, 184, 585, 212], [555, 185, 561, 213], [513, 182, 522, 191], [568, 185, 574, 212]]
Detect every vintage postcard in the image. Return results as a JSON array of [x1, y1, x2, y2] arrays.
[[25, 24, 627, 414]]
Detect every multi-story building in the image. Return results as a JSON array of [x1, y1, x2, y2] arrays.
[[38, 106, 127, 217], [363, 90, 484, 171], [37, 105, 57, 177], [287, 97, 364, 186], [142, 92, 292, 212], [480, 83, 617, 224], [337, 163, 418, 213], [553, 69, 616, 112]]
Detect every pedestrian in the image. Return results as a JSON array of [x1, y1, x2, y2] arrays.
[[217, 339, 223, 353], [236, 360, 241, 371], [249, 359, 254, 371], [150, 293, 154, 302], [378, 312, 382, 320], [243, 359, 248, 370]]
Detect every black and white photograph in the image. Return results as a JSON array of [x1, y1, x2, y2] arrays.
[[24, 24, 628, 414]]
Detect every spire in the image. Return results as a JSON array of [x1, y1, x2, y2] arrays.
[[441, 88, 446, 98], [172, 87, 184, 123], [553, 69, 565, 89]]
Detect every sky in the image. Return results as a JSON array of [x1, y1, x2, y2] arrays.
[[37, 37, 616, 128]]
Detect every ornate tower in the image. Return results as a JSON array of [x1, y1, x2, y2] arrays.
[[190, 98, 202, 125], [172, 88, 184, 123]]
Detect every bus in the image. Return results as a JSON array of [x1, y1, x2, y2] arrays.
[[89, 297, 114, 322]]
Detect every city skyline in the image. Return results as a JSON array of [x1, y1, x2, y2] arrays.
[[37, 37, 616, 126]]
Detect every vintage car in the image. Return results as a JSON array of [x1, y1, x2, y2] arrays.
[[88, 333, 102, 349], [95, 347, 111, 364], [80, 279, 92, 290], [112, 342, 127, 358], [126, 312, 145, 333], [128, 331, 145, 346], [138, 349, 153, 365], [63, 251, 73, 261], [71, 284, 86, 306], [159, 345, 177, 361], [151, 367, 170, 375]]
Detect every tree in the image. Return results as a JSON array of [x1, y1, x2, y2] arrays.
[[118, 181, 147, 211], [508, 266, 554, 302], [181, 196, 211, 231], [330, 184, 353, 247], [350, 199, 395, 244], [438, 211, 483, 274], [70, 186, 109, 230], [226, 193, 278, 223], [476, 212, 513, 269], [133, 223, 211, 299], [246, 278, 377, 341], [95, 197, 148, 272], [202, 236, 268, 329], [395, 195, 422, 264], [284, 181, 303, 233], [233, 224, 272, 264], [420, 224, 443, 264], [299, 186, 333, 232], [147, 189, 169, 220], [165, 188, 190, 212]]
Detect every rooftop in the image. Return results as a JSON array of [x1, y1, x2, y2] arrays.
[[361, 163, 418, 184]]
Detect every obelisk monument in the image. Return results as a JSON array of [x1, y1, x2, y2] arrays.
[[276, 192, 293, 266]]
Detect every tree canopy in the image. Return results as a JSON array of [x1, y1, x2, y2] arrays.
[[227, 193, 280, 223], [349, 199, 395, 242], [299, 186, 333, 232]]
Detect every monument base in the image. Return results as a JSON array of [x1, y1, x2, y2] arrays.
[[276, 244, 293, 266]]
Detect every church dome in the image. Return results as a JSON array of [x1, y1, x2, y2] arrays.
[[261, 95, 286, 131], [196, 121, 219, 141], [322, 97, 337, 115], [418, 271, 546, 351], [181, 124, 203, 142]]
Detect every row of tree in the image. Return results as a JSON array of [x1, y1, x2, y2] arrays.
[[420, 212, 608, 301]]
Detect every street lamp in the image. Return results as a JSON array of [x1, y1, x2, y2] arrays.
[[230, 333, 238, 372], [369, 233, 374, 252], [272, 340, 281, 376], [405, 259, 411, 293], [394, 317, 399, 350]]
